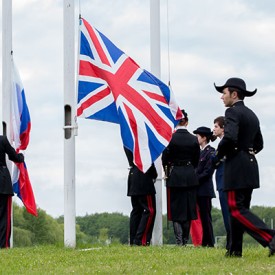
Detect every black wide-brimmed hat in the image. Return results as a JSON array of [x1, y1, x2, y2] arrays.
[[214, 77, 257, 97], [193, 126, 212, 136]]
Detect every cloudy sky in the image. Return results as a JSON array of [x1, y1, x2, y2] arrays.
[[1, 0, 275, 218]]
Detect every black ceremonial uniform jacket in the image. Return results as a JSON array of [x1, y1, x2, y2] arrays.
[[216, 101, 263, 191], [196, 145, 216, 198], [124, 147, 157, 196], [0, 135, 24, 195], [162, 128, 200, 188]]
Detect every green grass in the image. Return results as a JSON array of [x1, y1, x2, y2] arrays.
[[1, 245, 275, 274]]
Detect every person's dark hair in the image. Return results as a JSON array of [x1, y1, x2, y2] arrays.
[[207, 133, 217, 143], [228, 87, 245, 100], [198, 133, 217, 143], [214, 116, 225, 129], [179, 109, 188, 123]]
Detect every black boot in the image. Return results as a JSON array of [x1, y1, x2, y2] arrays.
[[181, 221, 190, 246], [173, 222, 183, 245]]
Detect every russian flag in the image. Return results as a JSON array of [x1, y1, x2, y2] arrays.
[[11, 60, 37, 216]]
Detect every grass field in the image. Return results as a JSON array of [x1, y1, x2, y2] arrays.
[[1, 244, 275, 274]]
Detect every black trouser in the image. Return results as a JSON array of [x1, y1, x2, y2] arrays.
[[130, 195, 156, 246], [227, 189, 275, 254], [197, 196, 215, 247], [0, 194, 12, 248]]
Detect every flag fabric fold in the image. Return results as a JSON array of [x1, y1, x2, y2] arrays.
[[77, 18, 183, 173], [11, 60, 37, 216]]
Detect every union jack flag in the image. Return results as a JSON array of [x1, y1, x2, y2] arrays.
[[77, 18, 183, 173]]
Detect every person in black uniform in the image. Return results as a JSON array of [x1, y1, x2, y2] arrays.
[[213, 116, 230, 251], [124, 146, 157, 246], [193, 126, 216, 247], [0, 135, 24, 248], [214, 77, 275, 257], [162, 110, 200, 245]]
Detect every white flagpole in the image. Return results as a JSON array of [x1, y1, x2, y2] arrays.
[[150, 0, 163, 246], [63, 0, 76, 248], [2, 0, 13, 248], [2, 1, 12, 148]]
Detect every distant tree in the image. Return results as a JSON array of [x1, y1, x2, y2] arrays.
[[13, 203, 26, 227], [107, 213, 129, 243], [251, 206, 275, 229], [76, 212, 129, 244], [56, 215, 64, 224], [76, 224, 92, 245], [98, 228, 109, 244], [12, 203, 63, 246], [211, 207, 226, 237], [23, 208, 50, 244], [21, 208, 63, 245]]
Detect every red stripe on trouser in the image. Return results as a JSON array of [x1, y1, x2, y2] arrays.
[[5, 197, 12, 248], [228, 190, 272, 243], [167, 188, 171, 221], [141, 195, 155, 246]]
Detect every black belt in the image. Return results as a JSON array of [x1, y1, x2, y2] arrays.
[[238, 148, 255, 154], [173, 160, 191, 166]]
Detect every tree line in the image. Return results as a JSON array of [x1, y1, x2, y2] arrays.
[[12, 203, 275, 247]]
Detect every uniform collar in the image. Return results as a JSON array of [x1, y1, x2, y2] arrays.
[[201, 144, 210, 151], [176, 125, 187, 130], [233, 100, 244, 107]]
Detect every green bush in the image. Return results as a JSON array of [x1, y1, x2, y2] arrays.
[[13, 227, 33, 247]]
